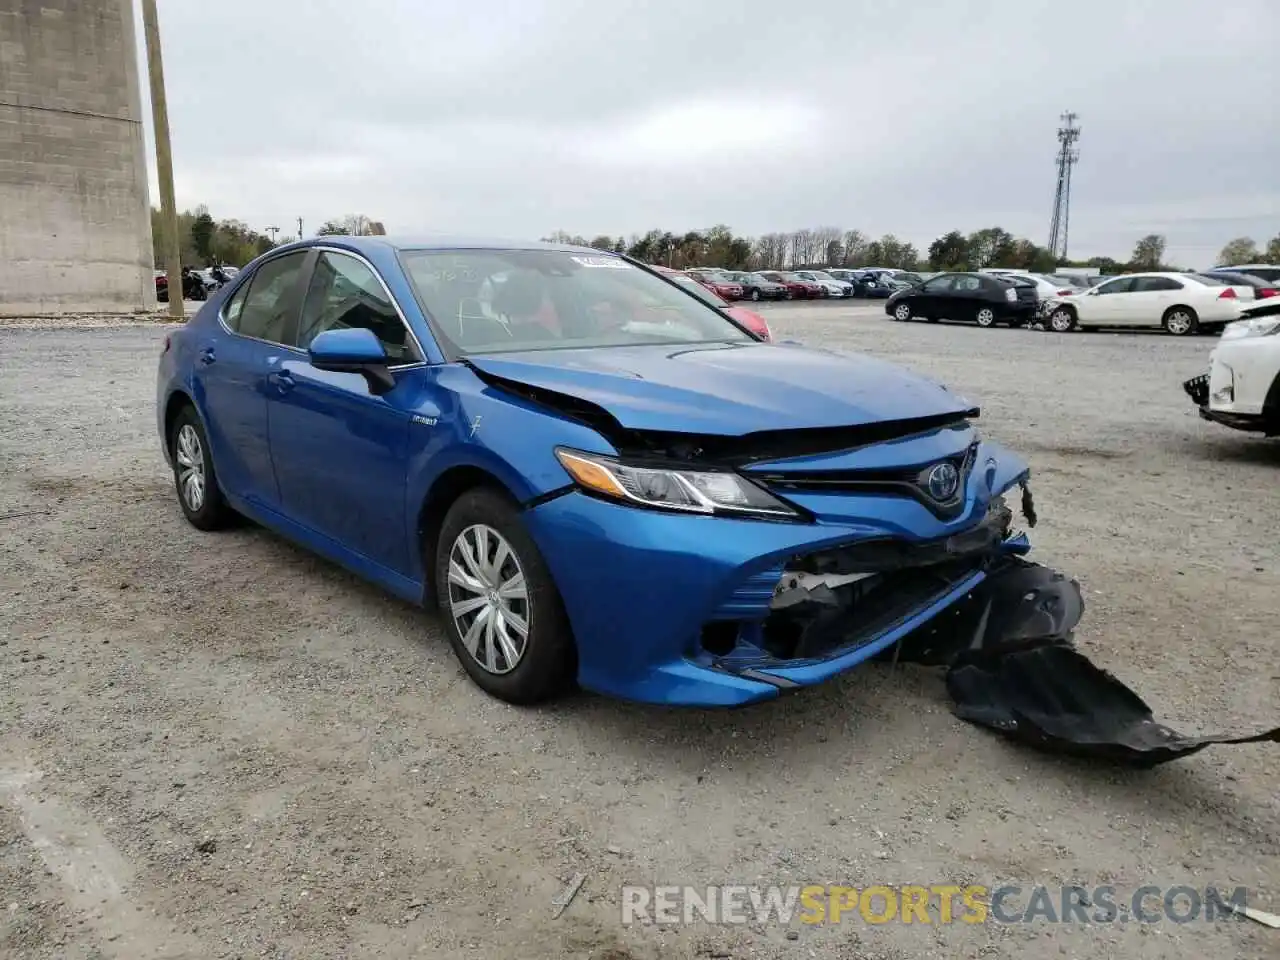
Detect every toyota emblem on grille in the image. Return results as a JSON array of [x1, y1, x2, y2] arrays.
[[925, 462, 960, 501]]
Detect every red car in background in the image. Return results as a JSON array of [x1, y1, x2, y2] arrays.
[[686, 269, 744, 301], [651, 266, 772, 341], [759, 270, 822, 299]]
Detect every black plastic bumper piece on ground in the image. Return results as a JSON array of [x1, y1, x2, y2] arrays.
[[895, 558, 1280, 767]]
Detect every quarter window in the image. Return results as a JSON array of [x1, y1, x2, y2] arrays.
[[296, 252, 421, 364], [234, 252, 308, 343]]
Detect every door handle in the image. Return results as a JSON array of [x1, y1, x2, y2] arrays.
[[198, 347, 216, 366], [268, 370, 295, 394]]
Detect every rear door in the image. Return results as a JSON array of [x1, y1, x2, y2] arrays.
[[192, 250, 312, 509], [266, 248, 433, 575], [1127, 275, 1186, 324], [949, 274, 987, 320]]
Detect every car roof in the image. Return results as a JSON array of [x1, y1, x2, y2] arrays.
[[277, 234, 609, 256]]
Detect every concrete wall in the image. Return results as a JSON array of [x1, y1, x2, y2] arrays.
[[0, 0, 154, 315]]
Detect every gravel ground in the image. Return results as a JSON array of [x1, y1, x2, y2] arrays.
[[1, 304, 1277, 960]]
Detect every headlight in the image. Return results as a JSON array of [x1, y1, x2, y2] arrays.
[[554, 448, 800, 519], [1221, 316, 1280, 340]]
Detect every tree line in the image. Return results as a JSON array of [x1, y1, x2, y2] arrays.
[[150, 208, 388, 268], [154, 206, 1279, 275], [545, 226, 1280, 274]]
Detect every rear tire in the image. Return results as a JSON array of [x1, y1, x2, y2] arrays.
[[434, 488, 576, 704], [975, 307, 997, 328], [1163, 307, 1199, 336]]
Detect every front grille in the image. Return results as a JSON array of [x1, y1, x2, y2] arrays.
[[750, 442, 979, 520], [761, 557, 987, 661]]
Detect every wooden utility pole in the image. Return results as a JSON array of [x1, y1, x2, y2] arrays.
[[140, 0, 184, 320]]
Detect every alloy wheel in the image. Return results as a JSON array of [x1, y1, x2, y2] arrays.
[[175, 424, 206, 511], [447, 523, 529, 675], [976, 308, 996, 327], [1049, 309, 1075, 332], [894, 304, 911, 321], [1165, 310, 1194, 336]]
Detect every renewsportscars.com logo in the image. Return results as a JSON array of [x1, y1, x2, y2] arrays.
[[620, 884, 1255, 926]]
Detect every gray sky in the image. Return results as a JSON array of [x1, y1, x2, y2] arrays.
[[137, 0, 1278, 265]]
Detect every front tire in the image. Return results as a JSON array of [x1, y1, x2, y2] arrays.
[[892, 302, 912, 322], [434, 488, 576, 704], [1048, 307, 1077, 332], [750, 289, 761, 302], [170, 406, 233, 530], [1163, 307, 1199, 336]]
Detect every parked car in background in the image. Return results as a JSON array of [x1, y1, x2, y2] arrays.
[[688, 270, 744, 301], [157, 236, 1041, 707], [725, 271, 790, 301], [1201, 270, 1278, 300], [857, 271, 905, 299], [794, 270, 853, 298], [155, 268, 208, 303], [1183, 298, 1280, 436], [885, 272, 1034, 328], [759, 271, 822, 299], [1045, 274, 1091, 292], [1044, 272, 1245, 335], [1211, 263, 1280, 284], [651, 266, 773, 341]]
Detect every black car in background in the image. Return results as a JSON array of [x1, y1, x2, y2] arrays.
[[884, 272, 1035, 327], [726, 271, 790, 301], [1200, 270, 1279, 299]]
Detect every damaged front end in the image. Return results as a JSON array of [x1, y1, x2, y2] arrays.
[[693, 477, 1039, 690]]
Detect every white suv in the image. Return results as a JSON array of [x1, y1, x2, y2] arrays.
[[1183, 299, 1280, 436]]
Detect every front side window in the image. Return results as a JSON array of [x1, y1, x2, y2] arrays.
[[296, 252, 421, 364], [1095, 277, 1135, 295], [400, 250, 752, 358], [921, 276, 954, 292], [235, 252, 308, 343]]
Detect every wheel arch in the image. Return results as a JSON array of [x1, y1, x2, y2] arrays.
[[1162, 303, 1198, 321], [163, 388, 197, 455], [416, 463, 524, 601]]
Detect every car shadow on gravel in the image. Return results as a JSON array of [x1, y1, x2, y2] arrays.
[[1175, 436, 1280, 466]]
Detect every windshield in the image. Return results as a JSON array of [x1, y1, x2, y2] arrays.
[[400, 249, 750, 356]]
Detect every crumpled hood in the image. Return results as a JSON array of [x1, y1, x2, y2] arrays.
[[465, 342, 974, 435]]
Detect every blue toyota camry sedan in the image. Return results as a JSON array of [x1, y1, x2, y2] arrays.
[[157, 236, 1037, 707]]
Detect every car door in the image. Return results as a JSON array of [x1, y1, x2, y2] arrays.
[[266, 248, 433, 575], [914, 274, 955, 316], [1078, 276, 1135, 324], [1126, 276, 1183, 325], [192, 250, 311, 509], [948, 274, 986, 320]]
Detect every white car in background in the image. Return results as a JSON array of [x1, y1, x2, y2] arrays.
[[794, 270, 854, 297], [1044, 272, 1246, 335], [1183, 299, 1280, 436]]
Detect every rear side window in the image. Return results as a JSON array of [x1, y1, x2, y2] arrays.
[[233, 253, 308, 343], [1133, 276, 1183, 292], [954, 275, 983, 293]]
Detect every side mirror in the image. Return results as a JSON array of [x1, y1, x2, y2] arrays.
[[308, 327, 395, 394]]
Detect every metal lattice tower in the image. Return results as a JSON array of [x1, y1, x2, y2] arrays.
[[1047, 112, 1081, 261]]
